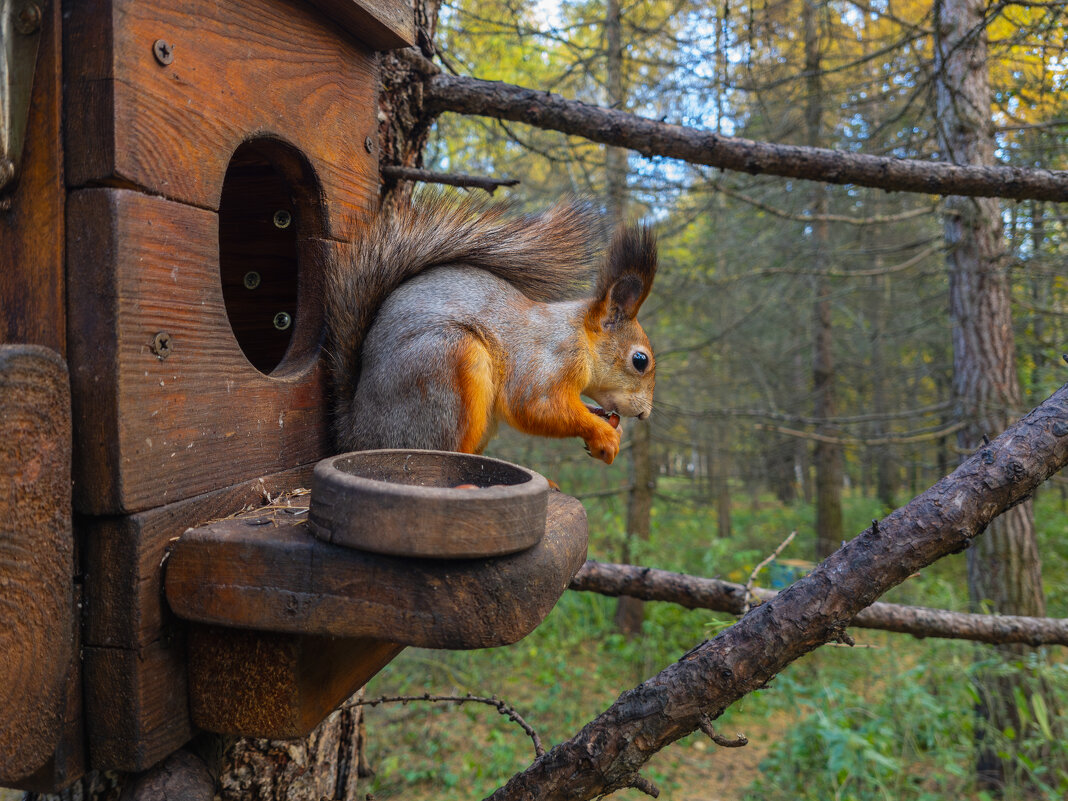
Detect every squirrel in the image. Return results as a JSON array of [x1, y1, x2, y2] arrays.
[[325, 192, 657, 465]]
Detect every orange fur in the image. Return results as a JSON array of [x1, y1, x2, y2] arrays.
[[454, 340, 497, 453]]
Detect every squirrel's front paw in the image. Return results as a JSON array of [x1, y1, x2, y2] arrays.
[[584, 425, 622, 464]]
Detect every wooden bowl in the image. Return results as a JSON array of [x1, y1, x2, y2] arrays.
[[307, 450, 550, 558]]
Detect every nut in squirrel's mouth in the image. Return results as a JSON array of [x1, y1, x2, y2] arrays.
[[585, 404, 621, 429]]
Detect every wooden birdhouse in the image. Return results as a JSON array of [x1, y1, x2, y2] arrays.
[[0, 0, 587, 792]]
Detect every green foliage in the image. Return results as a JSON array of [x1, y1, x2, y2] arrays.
[[359, 491, 1068, 801]]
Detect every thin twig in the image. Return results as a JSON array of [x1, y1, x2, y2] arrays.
[[697, 716, 749, 748], [628, 774, 660, 798], [753, 420, 967, 446], [381, 165, 520, 194], [350, 693, 544, 757], [744, 531, 797, 612]]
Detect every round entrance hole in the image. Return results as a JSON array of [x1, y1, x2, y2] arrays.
[[218, 139, 325, 376]]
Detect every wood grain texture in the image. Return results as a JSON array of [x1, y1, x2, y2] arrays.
[[188, 627, 403, 738], [64, 0, 379, 241], [166, 492, 588, 648], [83, 639, 191, 773], [66, 188, 332, 514], [0, 346, 73, 782], [81, 465, 315, 772], [0, 0, 64, 352], [10, 588, 87, 793], [309, 450, 549, 558], [307, 0, 415, 49]]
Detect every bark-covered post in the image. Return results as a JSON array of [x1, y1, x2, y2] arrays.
[[378, 0, 444, 214]]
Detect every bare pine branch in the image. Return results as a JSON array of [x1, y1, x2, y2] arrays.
[[570, 560, 1068, 647], [426, 73, 1068, 201]]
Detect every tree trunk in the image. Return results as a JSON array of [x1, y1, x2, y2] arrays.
[[378, 0, 443, 214], [602, 0, 650, 636], [869, 262, 896, 510], [616, 419, 654, 635], [28, 703, 366, 801], [711, 422, 732, 539], [804, 0, 843, 559], [934, 0, 1049, 790]]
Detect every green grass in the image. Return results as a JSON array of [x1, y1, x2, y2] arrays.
[[358, 483, 1068, 801]]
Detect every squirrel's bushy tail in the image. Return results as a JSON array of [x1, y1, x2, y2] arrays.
[[326, 190, 605, 423]]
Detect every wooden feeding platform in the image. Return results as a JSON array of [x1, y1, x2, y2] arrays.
[[165, 453, 586, 738], [0, 0, 589, 792]]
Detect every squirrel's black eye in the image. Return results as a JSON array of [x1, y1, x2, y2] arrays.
[[632, 351, 649, 372]]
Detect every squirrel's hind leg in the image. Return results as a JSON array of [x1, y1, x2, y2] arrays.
[[454, 337, 498, 454]]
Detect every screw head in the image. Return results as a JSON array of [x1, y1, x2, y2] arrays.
[[364, 137, 375, 153], [15, 3, 42, 34], [243, 271, 261, 290], [153, 39, 174, 66], [273, 312, 292, 331], [151, 331, 173, 359], [273, 209, 292, 229]]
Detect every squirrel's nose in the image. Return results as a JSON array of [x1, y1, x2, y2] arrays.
[[637, 409, 650, 420]]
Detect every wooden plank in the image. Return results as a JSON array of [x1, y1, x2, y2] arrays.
[[84, 464, 316, 650], [0, 0, 64, 352], [188, 626, 403, 738], [67, 188, 331, 514], [0, 346, 73, 782], [10, 587, 87, 793], [83, 638, 191, 773], [166, 492, 588, 649], [306, 0, 415, 50], [81, 465, 315, 772], [64, 0, 379, 242]]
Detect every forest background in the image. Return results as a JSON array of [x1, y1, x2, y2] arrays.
[[357, 1, 1068, 800]]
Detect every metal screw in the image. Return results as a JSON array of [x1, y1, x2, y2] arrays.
[[364, 137, 374, 153], [15, 2, 42, 34], [153, 39, 174, 66], [273, 312, 292, 331], [273, 209, 292, 229], [151, 331, 173, 359], [243, 271, 261, 290]]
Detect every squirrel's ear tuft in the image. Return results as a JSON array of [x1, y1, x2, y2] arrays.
[[592, 224, 657, 327]]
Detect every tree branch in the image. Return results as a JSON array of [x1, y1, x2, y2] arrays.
[[488, 384, 1068, 801], [426, 74, 1068, 201], [381, 165, 519, 194], [569, 561, 1068, 647]]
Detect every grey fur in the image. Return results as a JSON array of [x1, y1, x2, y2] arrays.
[[326, 192, 607, 451], [343, 267, 587, 451]]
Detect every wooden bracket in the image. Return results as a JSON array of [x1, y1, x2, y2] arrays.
[[165, 491, 587, 737]]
